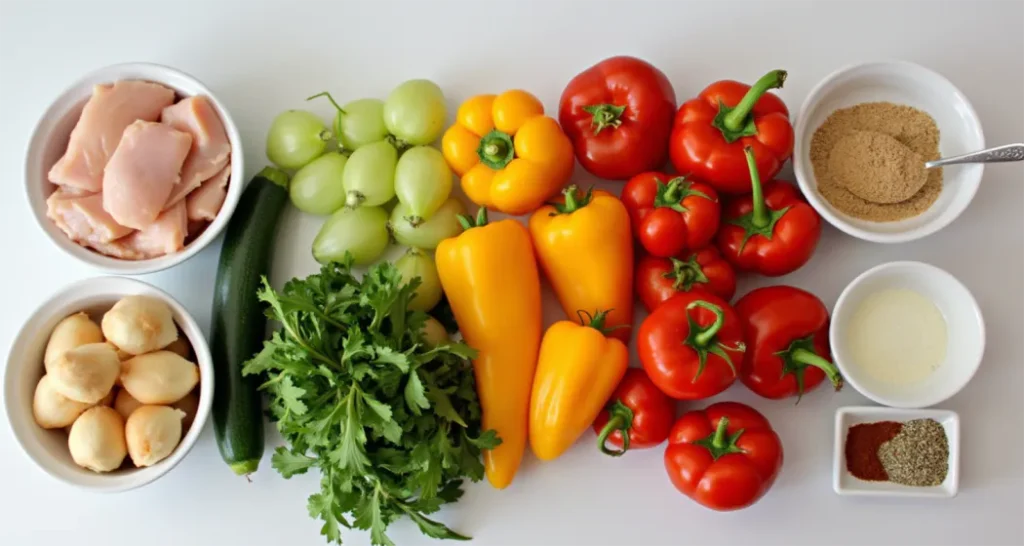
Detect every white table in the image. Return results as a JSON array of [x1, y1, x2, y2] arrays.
[[2, 1, 1022, 545]]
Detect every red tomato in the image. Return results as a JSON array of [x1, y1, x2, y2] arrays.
[[637, 291, 746, 400], [593, 368, 675, 455], [559, 56, 676, 180], [635, 248, 737, 312], [664, 402, 783, 511], [621, 172, 720, 258]]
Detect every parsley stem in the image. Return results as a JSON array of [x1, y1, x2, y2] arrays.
[[279, 316, 341, 370]]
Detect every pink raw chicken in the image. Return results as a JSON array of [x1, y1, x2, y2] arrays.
[[90, 201, 188, 260], [186, 163, 230, 221], [161, 96, 231, 207], [48, 81, 175, 192], [102, 121, 192, 230], [46, 189, 133, 245]]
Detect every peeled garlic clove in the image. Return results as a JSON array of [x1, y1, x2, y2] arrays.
[[120, 351, 199, 404], [125, 405, 185, 467], [49, 343, 120, 404], [33, 375, 92, 429], [170, 391, 199, 431], [44, 312, 104, 374], [68, 406, 126, 472], [164, 337, 191, 359], [113, 389, 144, 420], [101, 295, 178, 356]]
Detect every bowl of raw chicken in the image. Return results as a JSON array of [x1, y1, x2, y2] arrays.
[[24, 62, 244, 274], [4, 276, 213, 492]]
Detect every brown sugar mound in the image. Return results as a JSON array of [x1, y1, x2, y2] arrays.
[[810, 102, 942, 222]]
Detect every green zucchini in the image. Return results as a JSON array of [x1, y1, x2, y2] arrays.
[[211, 167, 290, 475]]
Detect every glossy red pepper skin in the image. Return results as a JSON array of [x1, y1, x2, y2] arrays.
[[637, 291, 746, 401], [734, 285, 843, 401], [715, 147, 821, 277], [669, 70, 793, 195], [664, 401, 783, 511], [592, 368, 675, 456], [559, 56, 676, 180], [635, 247, 737, 312], [621, 172, 720, 258]]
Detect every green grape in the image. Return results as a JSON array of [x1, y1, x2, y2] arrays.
[[390, 197, 466, 250], [342, 140, 398, 207], [312, 205, 389, 266], [394, 146, 453, 223], [338, 98, 388, 150], [420, 316, 449, 348], [266, 110, 331, 170], [289, 152, 348, 215], [383, 79, 447, 146], [394, 248, 442, 312]]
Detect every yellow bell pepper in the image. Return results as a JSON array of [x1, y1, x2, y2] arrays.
[[529, 311, 629, 461], [442, 90, 575, 215], [528, 185, 634, 342], [435, 208, 543, 489]]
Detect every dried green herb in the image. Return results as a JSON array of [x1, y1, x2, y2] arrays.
[[878, 418, 948, 486]]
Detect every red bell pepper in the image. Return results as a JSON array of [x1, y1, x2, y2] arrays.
[[592, 368, 675, 456], [734, 285, 843, 401], [635, 247, 737, 312], [638, 291, 746, 400], [559, 56, 676, 180], [621, 172, 720, 258], [664, 401, 783, 511], [715, 147, 821, 277], [669, 69, 793, 195]]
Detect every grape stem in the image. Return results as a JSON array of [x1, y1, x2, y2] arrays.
[[307, 91, 346, 114]]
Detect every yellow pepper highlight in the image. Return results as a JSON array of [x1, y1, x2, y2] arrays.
[[529, 312, 629, 461], [435, 208, 543, 489], [442, 90, 574, 215]]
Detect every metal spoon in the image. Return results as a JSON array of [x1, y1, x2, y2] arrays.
[[925, 143, 1024, 169]]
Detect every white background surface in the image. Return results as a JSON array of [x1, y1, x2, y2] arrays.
[[1, 1, 1022, 545]]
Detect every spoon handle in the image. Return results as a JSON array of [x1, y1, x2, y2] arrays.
[[925, 143, 1024, 169]]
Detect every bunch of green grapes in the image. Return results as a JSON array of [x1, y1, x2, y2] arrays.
[[265, 79, 463, 270]]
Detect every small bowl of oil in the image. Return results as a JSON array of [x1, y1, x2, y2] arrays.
[[829, 261, 984, 408]]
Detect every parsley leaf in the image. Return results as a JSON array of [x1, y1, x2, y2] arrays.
[[242, 257, 497, 546]]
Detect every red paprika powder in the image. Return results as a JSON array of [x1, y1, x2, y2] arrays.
[[845, 421, 903, 481]]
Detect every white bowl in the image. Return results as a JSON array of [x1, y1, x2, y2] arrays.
[[830, 261, 984, 408], [793, 60, 984, 244], [3, 276, 213, 492], [24, 62, 245, 275], [833, 406, 959, 498]]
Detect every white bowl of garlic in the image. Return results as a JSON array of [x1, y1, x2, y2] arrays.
[[4, 276, 212, 492]]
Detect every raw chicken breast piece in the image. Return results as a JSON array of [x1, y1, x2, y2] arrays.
[[185, 163, 230, 222], [48, 81, 175, 193], [88, 201, 187, 260], [103, 121, 192, 230], [161, 96, 231, 206], [47, 190, 133, 245]]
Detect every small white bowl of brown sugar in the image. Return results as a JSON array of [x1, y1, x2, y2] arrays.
[[793, 61, 984, 244]]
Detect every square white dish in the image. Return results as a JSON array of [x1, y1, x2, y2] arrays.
[[833, 406, 959, 498]]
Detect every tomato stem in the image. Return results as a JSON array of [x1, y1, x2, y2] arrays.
[[687, 300, 725, 347], [721, 69, 787, 133], [693, 416, 747, 461], [596, 400, 634, 457], [477, 130, 515, 170], [745, 147, 769, 228], [684, 300, 744, 381], [775, 335, 844, 403], [668, 255, 709, 292], [654, 176, 713, 213], [583, 103, 627, 134]]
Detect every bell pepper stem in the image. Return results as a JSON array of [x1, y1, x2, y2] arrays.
[[576, 309, 628, 336], [477, 130, 515, 170], [457, 207, 489, 231], [583, 103, 627, 134], [711, 416, 730, 448], [744, 147, 770, 228], [668, 255, 709, 292], [722, 69, 787, 133], [694, 415, 747, 460], [662, 180, 680, 203], [791, 347, 844, 391], [687, 300, 725, 347], [596, 400, 634, 457]]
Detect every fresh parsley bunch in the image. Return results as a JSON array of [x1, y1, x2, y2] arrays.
[[242, 256, 499, 546]]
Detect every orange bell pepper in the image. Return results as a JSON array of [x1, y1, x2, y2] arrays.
[[435, 208, 543, 489], [529, 311, 629, 461], [442, 90, 575, 215], [528, 186, 634, 341]]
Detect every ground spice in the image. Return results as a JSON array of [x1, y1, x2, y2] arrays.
[[845, 420, 903, 481], [810, 102, 942, 222], [878, 418, 949, 486], [827, 130, 928, 204]]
